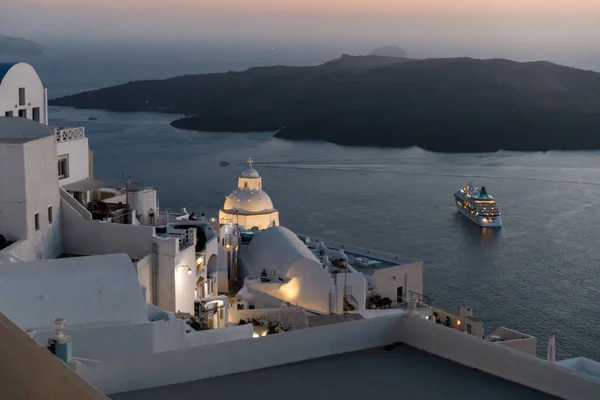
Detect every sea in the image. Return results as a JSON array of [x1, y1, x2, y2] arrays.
[[5, 43, 600, 360]]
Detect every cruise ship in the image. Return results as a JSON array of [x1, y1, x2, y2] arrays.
[[454, 184, 503, 228]]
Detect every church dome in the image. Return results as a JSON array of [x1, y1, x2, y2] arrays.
[[223, 188, 274, 213], [241, 167, 260, 178]]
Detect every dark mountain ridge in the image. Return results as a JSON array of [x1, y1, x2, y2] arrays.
[[50, 55, 600, 152], [0, 34, 44, 55]]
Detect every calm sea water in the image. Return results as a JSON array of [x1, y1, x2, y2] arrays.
[[15, 45, 600, 360]]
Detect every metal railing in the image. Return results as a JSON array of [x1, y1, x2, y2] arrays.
[[367, 291, 431, 310], [407, 290, 431, 307], [177, 228, 196, 252], [55, 127, 85, 143]]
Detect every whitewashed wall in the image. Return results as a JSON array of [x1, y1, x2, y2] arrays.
[[78, 314, 403, 394], [56, 138, 90, 186], [0, 137, 62, 259], [31, 320, 249, 362], [0, 63, 47, 124], [77, 313, 600, 398], [332, 271, 367, 312], [34, 323, 160, 361], [495, 338, 538, 357], [183, 324, 253, 348], [0, 143, 27, 241], [128, 189, 157, 225], [62, 202, 196, 313], [173, 245, 197, 314], [135, 255, 152, 303], [22, 136, 62, 259], [397, 316, 600, 400], [61, 201, 155, 259], [373, 262, 424, 301], [228, 307, 309, 330]]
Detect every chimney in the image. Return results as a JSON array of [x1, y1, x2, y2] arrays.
[[47, 318, 72, 364]]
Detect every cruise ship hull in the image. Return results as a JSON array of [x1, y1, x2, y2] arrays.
[[454, 192, 503, 228], [456, 203, 502, 228]]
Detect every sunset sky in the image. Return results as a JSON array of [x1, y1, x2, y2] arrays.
[[1, 0, 599, 50]]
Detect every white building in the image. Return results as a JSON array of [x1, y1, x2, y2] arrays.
[[0, 62, 219, 316], [0, 118, 61, 260], [0, 62, 48, 124], [219, 159, 279, 230], [237, 226, 367, 314], [0, 253, 253, 363]]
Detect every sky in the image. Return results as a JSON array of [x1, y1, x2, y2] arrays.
[[1, 0, 599, 56]]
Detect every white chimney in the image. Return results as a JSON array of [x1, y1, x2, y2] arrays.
[[51, 317, 68, 343]]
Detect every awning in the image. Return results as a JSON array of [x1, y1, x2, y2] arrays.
[[61, 179, 113, 192]]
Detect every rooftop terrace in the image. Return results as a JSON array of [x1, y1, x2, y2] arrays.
[[297, 234, 418, 275], [111, 345, 557, 400]]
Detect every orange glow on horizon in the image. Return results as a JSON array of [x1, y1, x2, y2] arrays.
[[29, 0, 600, 18]]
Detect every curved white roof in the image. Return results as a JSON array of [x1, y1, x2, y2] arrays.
[[245, 226, 321, 278], [241, 167, 260, 178], [223, 188, 275, 213], [0, 62, 41, 87], [0, 254, 148, 330]]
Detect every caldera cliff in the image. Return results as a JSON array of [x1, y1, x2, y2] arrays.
[[50, 54, 600, 152]]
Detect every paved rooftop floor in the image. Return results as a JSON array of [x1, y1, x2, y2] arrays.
[[111, 344, 557, 400]]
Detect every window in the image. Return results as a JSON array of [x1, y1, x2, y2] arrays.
[[34, 213, 40, 231], [18, 109, 26, 118], [32, 107, 40, 122], [58, 155, 69, 179], [4, 111, 12, 117], [48, 206, 53, 224], [18, 87, 26, 106]]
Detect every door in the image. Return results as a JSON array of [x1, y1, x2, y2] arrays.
[[396, 286, 404, 303]]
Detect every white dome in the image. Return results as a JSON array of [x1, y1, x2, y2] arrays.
[[241, 167, 260, 178], [223, 188, 274, 213]]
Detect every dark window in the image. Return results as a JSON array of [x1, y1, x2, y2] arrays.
[[58, 155, 69, 179], [32, 107, 40, 122], [4, 111, 13, 117], [18, 87, 26, 106], [48, 206, 53, 224], [18, 109, 26, 118], [34, 213, 40, 231]]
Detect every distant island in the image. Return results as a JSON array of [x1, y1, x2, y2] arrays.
[[50, 54, 600, 153], [369, 45, 408, 58], [0, 34, 44, 56]]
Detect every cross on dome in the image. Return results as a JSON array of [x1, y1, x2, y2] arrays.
[[247, 157, 254, 168]]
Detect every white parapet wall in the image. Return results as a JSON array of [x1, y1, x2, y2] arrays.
[[488, 327, 537, 357], [77, 314, 403, 394], [397, 316, 600, 400], [74, 314, 600, 398], [228, 306, 309, 330]]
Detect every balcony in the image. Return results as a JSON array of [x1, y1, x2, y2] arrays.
[[86, 200, 133, 224], [367, 291, 431, 311], [55, 126, 85, 143]]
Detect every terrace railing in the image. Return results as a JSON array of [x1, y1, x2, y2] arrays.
[[55, 127, 85, 143], [367, 291, 431, 310]]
